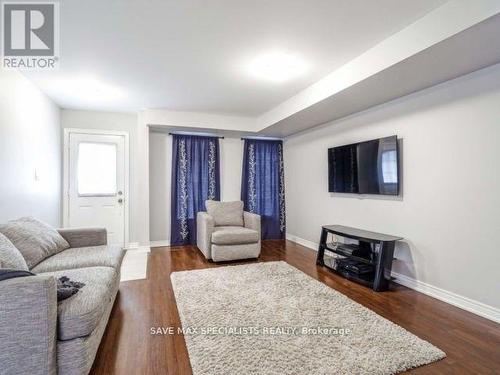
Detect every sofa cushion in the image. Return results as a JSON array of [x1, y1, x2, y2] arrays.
[[211, 226, 259, 245], [31, 245, 124, 273], [0, 217, 69, 269], [0, 233, 29, 270], [57, 294, 116, 375], [205, 200, 244, 227], [38, 267, 118, 340]]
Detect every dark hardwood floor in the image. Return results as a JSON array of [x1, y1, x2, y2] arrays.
[[91, 240, 500, 374]]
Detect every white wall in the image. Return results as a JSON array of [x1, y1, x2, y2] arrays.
[[61, 110, 142, 244], [149, 132, 171, 242], [284, 63, 500, 312], [0, 70, 61, 226], [149, 132, 243, 242], [220, 137, 244, 202]]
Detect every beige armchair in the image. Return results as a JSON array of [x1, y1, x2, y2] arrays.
[[197, 200, 261, 262]]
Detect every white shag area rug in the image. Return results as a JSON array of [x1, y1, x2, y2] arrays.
[[170, 261, 445, 375]]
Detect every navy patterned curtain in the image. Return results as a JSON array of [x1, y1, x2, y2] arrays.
[[171, 135, 220, 245], [241, 139, 285, 240]]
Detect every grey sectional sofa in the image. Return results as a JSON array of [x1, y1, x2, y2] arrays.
[[0, 227, 125, 375]]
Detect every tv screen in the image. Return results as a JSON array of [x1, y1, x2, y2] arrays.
[[328, 136, 399, 195]]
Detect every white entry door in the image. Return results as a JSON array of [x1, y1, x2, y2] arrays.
[[66, 131, 128, 245]]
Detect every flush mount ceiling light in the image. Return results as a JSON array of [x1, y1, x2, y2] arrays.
[[248, 52, 308, 82]]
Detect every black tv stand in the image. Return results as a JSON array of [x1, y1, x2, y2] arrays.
[[316, 225, 403, 291]]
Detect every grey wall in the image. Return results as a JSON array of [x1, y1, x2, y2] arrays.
[[0, 70, 61, 226], [284, 63, 500, 310], [61, 110, 141, 243], [149, 132, 243, 242]]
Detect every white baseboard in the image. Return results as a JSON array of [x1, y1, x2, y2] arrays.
[[286, 233, 500, 324], [391, 271, 500, 323], [149, 240, 171, 247], [286, 233, 319, 250]]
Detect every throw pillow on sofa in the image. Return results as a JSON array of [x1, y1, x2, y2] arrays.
[[0, 217, 70, 269], [0, 233, 29, 270]]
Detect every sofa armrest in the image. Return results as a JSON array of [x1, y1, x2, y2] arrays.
[[57, 227, 107, 248], [244, 211, 261, 238], [197, 212, 215, 259], [0, 275, 57, 375]]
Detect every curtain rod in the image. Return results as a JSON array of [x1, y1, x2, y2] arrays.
[[168, 132, 224, 139], [240, 136, 282, 141]]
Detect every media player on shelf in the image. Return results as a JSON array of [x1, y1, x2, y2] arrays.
[[336, 258, 374, 275]]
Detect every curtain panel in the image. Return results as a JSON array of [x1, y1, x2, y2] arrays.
[[171, 134, 221, 245], [241, 139, 285, 239]]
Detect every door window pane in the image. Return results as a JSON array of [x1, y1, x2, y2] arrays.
[[77, 142, 117, 195]]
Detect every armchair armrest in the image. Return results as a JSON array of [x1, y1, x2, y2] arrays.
[[244, 211, 261, 238], [57, 227, 107, 248], [0, 275, 57, 375], [197, 212, 215, 259]]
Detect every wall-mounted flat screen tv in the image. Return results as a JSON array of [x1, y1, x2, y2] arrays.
[[328, 135, 399, 195]]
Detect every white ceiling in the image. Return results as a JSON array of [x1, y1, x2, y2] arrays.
[[24, 0, 447, 115]]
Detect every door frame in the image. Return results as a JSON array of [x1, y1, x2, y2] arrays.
[[63, 128, 130, 245]]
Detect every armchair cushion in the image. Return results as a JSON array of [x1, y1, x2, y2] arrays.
[[0, 217, 69, 269], [211, 226, 259, 245], [205, 200, 244, 227], [211, 243, 260, 262]]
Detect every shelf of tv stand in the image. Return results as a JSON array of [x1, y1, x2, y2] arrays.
[[324, 243, 374, 265], [317, 225, 403, 292], [323, 257, 375, 288]]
